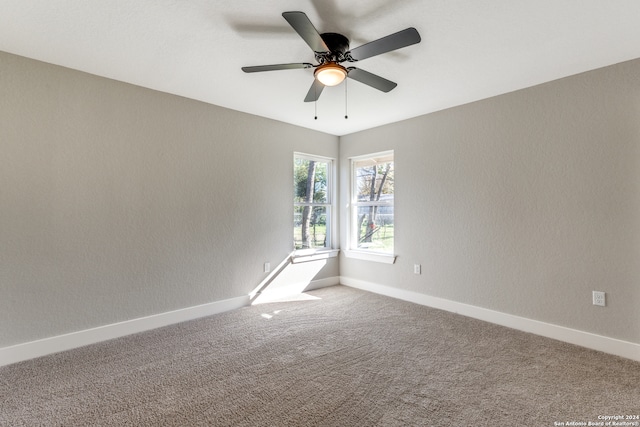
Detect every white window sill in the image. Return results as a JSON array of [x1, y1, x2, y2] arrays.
[[343, 250, 396, 264], [291, 249, 340, 263]]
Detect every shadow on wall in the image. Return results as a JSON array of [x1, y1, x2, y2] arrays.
[[249, 252, 327, 305]]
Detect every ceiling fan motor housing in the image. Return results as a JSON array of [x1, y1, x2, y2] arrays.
[[316, 33, 352, 63]]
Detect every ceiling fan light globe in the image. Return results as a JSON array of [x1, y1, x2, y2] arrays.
[[314, 63, 347, 86]]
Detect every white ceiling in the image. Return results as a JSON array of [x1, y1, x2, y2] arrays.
[[2, 1, 640, 136]]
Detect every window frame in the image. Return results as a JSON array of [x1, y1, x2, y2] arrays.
[[293, 153, 337, 259], [346, 150, 396, 264]]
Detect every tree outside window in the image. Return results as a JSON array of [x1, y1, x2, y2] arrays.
[[294, 155, 332, 250], [351, 152, 394, 253]]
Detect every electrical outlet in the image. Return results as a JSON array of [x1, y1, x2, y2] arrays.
[[264, 262, 270, 273], [414, 264, 421, 275], [592, 291, 606, 307]]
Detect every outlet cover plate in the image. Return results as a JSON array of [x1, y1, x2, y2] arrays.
[[592, 291, 606, 307]]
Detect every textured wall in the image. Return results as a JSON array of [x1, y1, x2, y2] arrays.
[[0, 51, 339, 347], [3, 48, 640, 350], [340, 59, 640, 344]]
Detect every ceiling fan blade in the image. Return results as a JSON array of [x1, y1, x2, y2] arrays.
[[304, 79, 325, 102], [348, 27, 421, 61], [347, 68, 397, 92], [282, 11, 329, 53], [242, 63, 313, 73]]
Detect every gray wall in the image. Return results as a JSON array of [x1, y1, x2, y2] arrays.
[[340, 58, 640, 344], [0, 51, 339, 347], [3, 48, 639, 350]]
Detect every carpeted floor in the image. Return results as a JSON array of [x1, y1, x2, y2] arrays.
[[1, 285, 639, 426]]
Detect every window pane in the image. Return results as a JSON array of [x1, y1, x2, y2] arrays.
[[294, 206, 328, 249], [351, 151, 394, 254], [354, 205, 394, 253], [294, 158, 329, 204], [354, 161, 394, 203]]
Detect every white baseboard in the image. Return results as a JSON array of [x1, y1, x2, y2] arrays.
[[341, 276, 640, 363], [0, 295, 249, 367], [0, 276, 340, 367], [8, 275, 633, 367]]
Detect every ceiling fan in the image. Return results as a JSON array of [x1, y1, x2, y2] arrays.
[[242, 11, 421, 102]]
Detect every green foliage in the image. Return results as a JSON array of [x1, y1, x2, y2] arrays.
[[356, 162, 394, 200], [294, 158, 328, 203]]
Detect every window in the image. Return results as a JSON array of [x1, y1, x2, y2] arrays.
[[350, 151, 394, 255], [294, 154, 333, 250]]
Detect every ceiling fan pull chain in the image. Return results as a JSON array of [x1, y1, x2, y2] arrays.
[[345, 78, 349, 119]]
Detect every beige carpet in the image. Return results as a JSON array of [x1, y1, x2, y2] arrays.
[[1, 285, 639, 426]]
